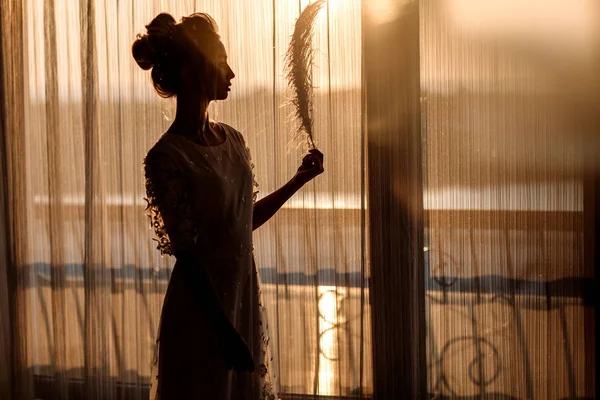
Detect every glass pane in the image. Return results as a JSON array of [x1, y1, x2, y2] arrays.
[[421, 1, 598, 397]]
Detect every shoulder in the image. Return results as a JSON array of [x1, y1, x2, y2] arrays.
[[144, 134, 185, 173], [145, 132, 189, 162], [218, 122, 246, 143], [217, 121, 239, 135], [218, 122, 251, 160]]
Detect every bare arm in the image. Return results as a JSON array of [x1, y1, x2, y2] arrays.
[[253, 176, 304, 230], [253, 149, 324, 230]]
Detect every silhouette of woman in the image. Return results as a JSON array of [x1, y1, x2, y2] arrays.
[[132, 12, 324, 400]]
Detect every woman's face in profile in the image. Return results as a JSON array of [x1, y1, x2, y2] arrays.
[[188, 33, 235, 101], [210, 40, 235, 100]]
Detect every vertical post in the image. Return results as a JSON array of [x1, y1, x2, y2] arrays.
[[363, 1, 427, 398], [584, 171, 597, 398], [0, 7, 13, 399]]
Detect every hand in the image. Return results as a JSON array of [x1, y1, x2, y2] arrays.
[[294, 149, 324, 186]]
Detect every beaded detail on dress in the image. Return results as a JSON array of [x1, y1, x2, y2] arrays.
[[246, 144, 260, 203]]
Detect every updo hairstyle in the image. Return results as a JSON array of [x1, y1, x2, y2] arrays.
[[131, 12, 220, 98]]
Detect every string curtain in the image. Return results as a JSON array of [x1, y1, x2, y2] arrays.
[[0, 0, 368, 398]]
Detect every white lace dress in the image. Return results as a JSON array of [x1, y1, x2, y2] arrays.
[[144, 123, 277, 399]]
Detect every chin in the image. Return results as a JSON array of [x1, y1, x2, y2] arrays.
[[215, 91, 229, 101]]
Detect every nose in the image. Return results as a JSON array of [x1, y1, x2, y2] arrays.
[[228, 65, 235, 80]]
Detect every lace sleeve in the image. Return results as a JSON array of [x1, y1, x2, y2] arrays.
[[247, 145, 260, 203], [144, 149, 198, 256], [237, 131, 259, 203]]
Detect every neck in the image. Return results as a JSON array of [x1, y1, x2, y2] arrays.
[[171, 91, 211, 135]]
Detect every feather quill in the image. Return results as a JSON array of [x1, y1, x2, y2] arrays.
[[284, 0, 325, 150]]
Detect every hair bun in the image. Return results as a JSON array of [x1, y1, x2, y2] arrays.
[[132, 13, 177, 71], [145, 13, 176, 37], [132, 35, 156, 70]]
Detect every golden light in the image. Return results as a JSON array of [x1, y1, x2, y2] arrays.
[[449, 0, 600, 56], [317, 285, 347, 395]]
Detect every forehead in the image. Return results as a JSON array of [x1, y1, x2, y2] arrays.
[[188, 33, 226, 60], [214, 40, 227, 57]]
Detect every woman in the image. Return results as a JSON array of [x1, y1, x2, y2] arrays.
[[132, 12, 324, 400]]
